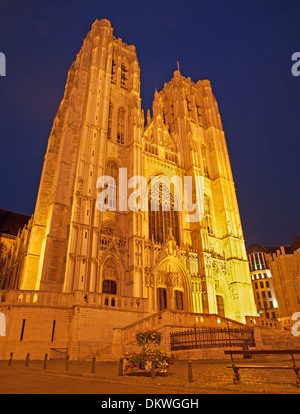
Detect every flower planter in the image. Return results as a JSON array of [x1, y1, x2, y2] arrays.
[[122, 329, 174, 376]]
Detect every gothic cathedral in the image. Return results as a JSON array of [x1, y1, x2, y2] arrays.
[[0, 19, 257, 353]]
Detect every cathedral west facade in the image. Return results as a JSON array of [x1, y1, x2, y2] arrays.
[[0, 19, 257, 359]]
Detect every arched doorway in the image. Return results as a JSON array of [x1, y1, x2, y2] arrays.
[[155, 259, 191, 312]]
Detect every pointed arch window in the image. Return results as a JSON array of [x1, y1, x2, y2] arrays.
[[157, 288, 167, 311], [111, 58, 116, 84], [148, 180, 180, 245], [105, 160, 119, 209], [216, 295, 225, 317], [107, 102, 113, 139], [204, 195, 213, 234], [117, 108, 126, 144], [174, 290, 184, 310], [120, 63, 128, 89], [201, 145, 209, 177]]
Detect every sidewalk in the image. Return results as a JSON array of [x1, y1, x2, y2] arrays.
[[0, 357, 300, 394]]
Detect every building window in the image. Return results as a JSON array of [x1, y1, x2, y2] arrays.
[[174, 290, 183, 311], [148, 180, 180, 245], [201, 145, 209, 177], [157, 288, 167, 311], [111, 58, 116, 84], [117, 108, 125, 144], [102, 280, 117, 295], [120, 63, 128, 88], [20, 319, 26, 341], [51, 320, 56, 342], [107, 102, 113, 139], [105, 160, 118, 208], [216, 295, 225, 317], [106, 160, 118, 180], [204, 195, 213, 234], [250, 254, 256, 271]]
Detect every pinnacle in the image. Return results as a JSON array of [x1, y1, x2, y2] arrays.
[[92, 18, 112, 31]]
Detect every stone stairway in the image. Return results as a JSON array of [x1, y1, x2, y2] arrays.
[[258, 327, 300, 350], [95, 310, 300, 361]]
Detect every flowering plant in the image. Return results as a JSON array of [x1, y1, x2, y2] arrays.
[[123, 346, 174, 374], [123, 329, 174, 375], [135, 329, 162, 346]]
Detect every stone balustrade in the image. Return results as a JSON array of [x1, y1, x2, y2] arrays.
[[0, 289, 148, 312], [118, 309, 246, 349], [245, 315, 282, 330]]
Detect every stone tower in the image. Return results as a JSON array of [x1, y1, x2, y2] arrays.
[[18, 19, 143, 295], [1, 19, 257, 324], [142, 70, 257, 321]]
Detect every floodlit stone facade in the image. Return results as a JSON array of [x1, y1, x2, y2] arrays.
[[0, 19, 258, 359]]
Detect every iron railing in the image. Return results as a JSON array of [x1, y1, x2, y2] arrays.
[[170, 327, 255, 351]]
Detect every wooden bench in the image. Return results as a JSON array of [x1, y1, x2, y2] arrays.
[[224, 349, 300, 387]]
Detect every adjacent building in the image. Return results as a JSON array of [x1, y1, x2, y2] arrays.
[[247, 244, 279, 320], [247, 234, 300, 327]]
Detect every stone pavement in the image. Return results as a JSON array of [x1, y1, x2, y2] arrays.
[[0, 356, 300, 394]]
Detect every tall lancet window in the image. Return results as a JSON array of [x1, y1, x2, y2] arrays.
[[216, 295, 225, 317], [105, 160, 119, 209], [204, 195, 213, 234], [120, 63, 128, 88], [148, 179, 180, 245], [107, 102, 113, 139], [201, 145, 209, 177], [111, 58, 116, 84], [117, 108, 125, 144]]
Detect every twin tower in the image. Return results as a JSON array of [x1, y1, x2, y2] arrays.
[[4, 19, 256, 323]]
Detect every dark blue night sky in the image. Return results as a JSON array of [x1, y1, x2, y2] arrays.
[[0, 0, 299, 247]]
